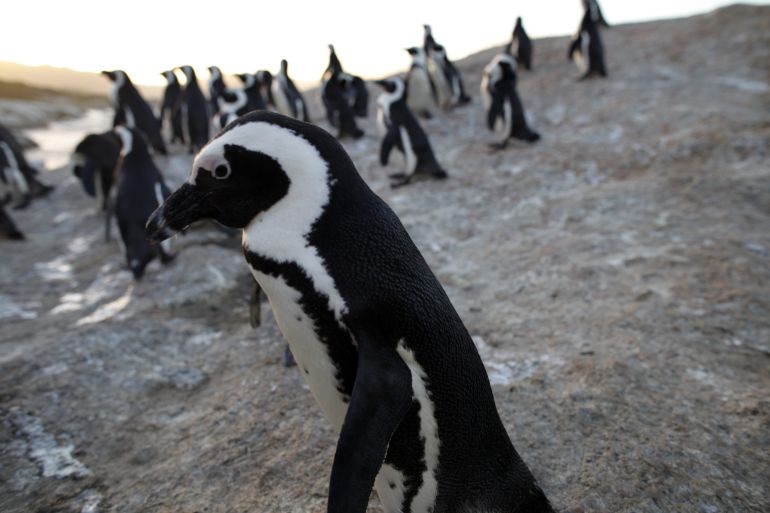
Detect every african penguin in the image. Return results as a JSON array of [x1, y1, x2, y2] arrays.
[[507, 17, 533, 71], [323, 45, 369, 119], [376, 77, 447, 188], [322, 70, 364, 139], [584, 0, 610, 28], [568, 8, 607, 79], [160, 70, 185, 144], [72, 132, 121, 239], [271, 60, 310, 122], [481, 53, 540, 148], [111, 126, 174, 279], [101, 70, 167, 155], [405, 47, 436, 119], [423, 25, 471, 108], [146, 110, 555, 513], [178, 66, 212, 153], [208, 66, 227, 117], [0, 122, 53, 202], [215, 73, 266, 129], [255, 70, 275, 109]]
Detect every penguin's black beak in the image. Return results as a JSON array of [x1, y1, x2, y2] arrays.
[[146, 183, 212, 244], [101, 70, 115, 81]]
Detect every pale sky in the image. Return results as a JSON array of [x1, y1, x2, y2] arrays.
[[2, 0, 768, 87]]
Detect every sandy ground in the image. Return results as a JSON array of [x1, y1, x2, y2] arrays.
[[2, 5, 769, 512]]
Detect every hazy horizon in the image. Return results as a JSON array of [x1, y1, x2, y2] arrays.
[[3, 0, 769, 88]]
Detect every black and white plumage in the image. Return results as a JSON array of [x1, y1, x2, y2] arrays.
[[0, 122, 53, 204], [568, 8, 608, 79], [215, 73, 267, 129], [101, 70, 167, 155], [481, 54, 540, 148], [506, 17, 533, 71], [271, 60, 309, 122], [111, 126, 173, 279], [72, 132, 121, 240], [255, 70, 275, 108], [323, 45, 369, 120], [178, 66, 211, 153], [146, 111, 554, 513], [160, 70, 185, 144], [376, 77, 447, 188], [423, 25, 471, 109], [322, 48, 364, 139], [208, 66, 227, 117], [584, 0, 610, 28], [405, 47, 436, 119]]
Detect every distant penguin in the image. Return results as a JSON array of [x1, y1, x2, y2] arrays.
[[323, 45, 369, 118], [255, 70, 275, 108], [322, 50, 364, 139], [507, 17, 533, 71], [584, 0, 610, 27], [0, 122, 53, 202], [72, 132, 121, 240], [111, 126, 174, 279], [271, 60, 310, 122], [147, 110, 555, 513], [568, 9, 607, 79], [208, 66, 227, 116], [101, 70, 167, 155], [405, 47, 436, 119], [481, 53, 540, 148], [216, 73, 267, 128], [178, 66, 211, 153], [160, 70, 185, 144], [324, 44, 344, 79], [376, 77, 447, 188], [423, 26, 471, 108]]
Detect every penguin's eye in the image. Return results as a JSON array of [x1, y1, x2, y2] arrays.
[[213, 164, 231, 180]]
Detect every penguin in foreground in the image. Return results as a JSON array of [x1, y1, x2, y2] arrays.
[[111, 126, 174, 279], [481, 54, 540, 149], [507, 17, 533, 71], [0, 122, 54, 202], [405, 47, 436, 119], [423, 25, 471, 108], [101, 70, 167, 154], [160, 70, 185, 144], [376, 77, 447, 188], [271, 60, 310, 122], [178, 66, 212, 153], [146, 111, 555, 513], [568, 9, 607, 80]]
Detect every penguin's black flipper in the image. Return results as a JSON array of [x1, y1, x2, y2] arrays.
[[327, 329, 413, 513], [568, 37, 581, 61], [380, 128, 398, 166], [249, 280, 262, 329]]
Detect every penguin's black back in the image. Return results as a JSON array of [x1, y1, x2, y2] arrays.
[[182, 74, 211, 149]]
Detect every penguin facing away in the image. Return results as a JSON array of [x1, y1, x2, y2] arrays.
[[376, 77, 447, 188], [507, 17, 533, 71], [146, 111, 554, 513], [405, 47, 436, 119], [101, 70, 167, 155], [178, 66, 212, 153], [272, 60, 310, 122], [481, 54, 540, 149], [72, 132, 121, 240], [568, 9, 607, 79], [160, 70, 185, 144], [111, 126, 174, 279]]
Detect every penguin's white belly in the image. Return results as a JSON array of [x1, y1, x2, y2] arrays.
[[271, 83, 293, 118], [251, 270, 349, 430], [573, 31, 590, 71], [429, 61, 452, 109], [407, 69, 434, 113]]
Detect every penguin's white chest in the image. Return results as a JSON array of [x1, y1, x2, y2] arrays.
[[407, 68, 434, 113], [251, 270, 349, 430]]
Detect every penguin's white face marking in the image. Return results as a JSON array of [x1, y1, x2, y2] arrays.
[[396, 340, 440, 511], [114, 126, 133, 156], [377, 78, 406, 129], [408, 47, 428, 68]]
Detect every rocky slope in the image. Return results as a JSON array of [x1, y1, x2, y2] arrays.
[[1, 5, 769, 512]]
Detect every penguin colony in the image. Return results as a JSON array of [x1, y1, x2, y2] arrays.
[[2, 3, 614, 511]]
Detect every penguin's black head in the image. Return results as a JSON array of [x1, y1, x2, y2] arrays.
[[101, 70, 126, 83], [280, 59, 289, 72], [177, 65, 196, 80], [147, 111, 345, 243], [375, 78, 401, 94]]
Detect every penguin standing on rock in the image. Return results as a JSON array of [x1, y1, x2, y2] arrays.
[[178, 66, 211, 153], [271, 60, 310, 122], [146, 110, 555, 513], [405, 47, 436, 119], [160, 70, 185, 144], [71, 132, 121, 239], [423, 25, 471, 108], [481, 54, 540, 148], [111, 126, 174, 279], [101, 70, 167, 154], [507, 17, 533, 71], [569, 8, 607, 79], [376, 77, 447, 188]]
